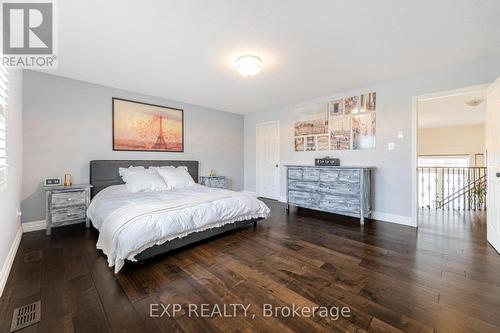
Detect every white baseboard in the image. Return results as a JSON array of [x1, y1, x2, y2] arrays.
[[22, 220, 46, 233], [278, 196, 287, 203], [0, 226, 22, 297], [371, 211, 415, 227]]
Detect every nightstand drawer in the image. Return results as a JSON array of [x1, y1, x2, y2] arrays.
[[52, 191, 86, 208], [52, 206, 86, 223], [200, 176, 225, 188]]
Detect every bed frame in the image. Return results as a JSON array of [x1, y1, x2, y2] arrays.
[[89, 160, 262, 263]]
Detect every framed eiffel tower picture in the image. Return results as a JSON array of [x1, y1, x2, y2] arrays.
[[112, 98, 184, 152]]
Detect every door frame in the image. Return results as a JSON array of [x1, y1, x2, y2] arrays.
[[486, 76, 500, 254], [411, 84, 489, 227], [256, 120, 280, 200]]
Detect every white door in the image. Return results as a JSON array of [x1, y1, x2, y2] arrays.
[[256, 121, 280, 200], [486, 76, 500, 253]]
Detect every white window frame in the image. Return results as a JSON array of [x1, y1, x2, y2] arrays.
[[0, 106, 6, 187], [417, 155, 470, 168], [0, 65, 8, 187]]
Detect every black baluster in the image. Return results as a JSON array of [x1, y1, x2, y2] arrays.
[[467, 167, 471, 211], [462, 168, 465, 211], [428, 167, 431, 209], [452, 168, 455, 211], [447, 168, 450, 210], [441, 168, 444, 210], [473, 168, 477, 210]]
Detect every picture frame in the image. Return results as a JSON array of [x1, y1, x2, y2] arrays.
[[112, 97, 184, 152], [328, 99, 344, 116]]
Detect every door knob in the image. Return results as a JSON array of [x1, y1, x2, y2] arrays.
[[275, 164, 279, 167], [496, 172, 500, 178]]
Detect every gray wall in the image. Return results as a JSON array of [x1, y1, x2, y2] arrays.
[[244, 56, 500, 224], [0, 69, 23, 296], [22, 71, 244, 223]]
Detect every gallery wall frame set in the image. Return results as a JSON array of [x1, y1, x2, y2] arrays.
[[294, 92, 376, 152]]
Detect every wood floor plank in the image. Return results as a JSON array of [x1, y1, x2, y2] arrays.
[[39, 246, 73, 333], [66, 274, 109, 332], [85, 251, 155, 332]]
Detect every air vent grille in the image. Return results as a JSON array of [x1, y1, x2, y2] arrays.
[[24, 250, 43, 263], [10, 301, 41, 332]]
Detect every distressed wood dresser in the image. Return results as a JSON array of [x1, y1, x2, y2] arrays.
[[285, 165, 373, 224], [200, 176, 226, 189], [44, 184, 93, 235]]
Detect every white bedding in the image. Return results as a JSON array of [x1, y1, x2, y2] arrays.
[[87, 184, 270, 273]]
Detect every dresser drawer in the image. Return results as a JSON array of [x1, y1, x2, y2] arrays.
[[288, 168, 303, 180], [52, 191, 86, 208], [52, 206, 86, 223], [302, 169, 320, 181], [288, 190, 319, 207], [319, 194, 360, 214], [319, 181, 359, 196], [201, 176, 225, 188], [288, 180, 319, 193], [338, 170, 360, 182], [319, 169, 360, 183]]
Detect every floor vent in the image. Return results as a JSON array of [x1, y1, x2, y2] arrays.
[[24, 250, 42, 263], [10, 301, 41, 332]]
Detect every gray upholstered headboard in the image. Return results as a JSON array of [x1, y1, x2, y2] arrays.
[[89, 160, 199, 198]]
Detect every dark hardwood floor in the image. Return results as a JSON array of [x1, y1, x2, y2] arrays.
[[1, 200, 499, 333]]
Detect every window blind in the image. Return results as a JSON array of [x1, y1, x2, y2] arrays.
[[0, 65, 8, 186]]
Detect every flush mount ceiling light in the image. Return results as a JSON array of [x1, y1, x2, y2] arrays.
[[235, 55, 263, 76], [465, 99, 484, 107]]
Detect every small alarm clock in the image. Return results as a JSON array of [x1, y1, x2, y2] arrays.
[[44, 178, 62, 187], [315, 157, 340, 166]]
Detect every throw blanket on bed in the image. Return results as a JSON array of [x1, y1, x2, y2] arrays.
[[96, 191, 232, 271]]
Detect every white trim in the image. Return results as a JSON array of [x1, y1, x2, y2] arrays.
[[411, 96, 418, 229], [0, 226, 22, 297], [416, 84, 489, 102], [256, 120, 280, 200], [411, 84, 489, 228], [22, 220, 46, 233], [278, 195, 287, 203], [371, 211, 415, 227]]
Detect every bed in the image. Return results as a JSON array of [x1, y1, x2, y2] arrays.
[[88, 160, 270, 273]]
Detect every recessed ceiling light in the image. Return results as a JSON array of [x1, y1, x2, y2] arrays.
[[465, 99, 484, 107], [235, 55, 263, 76]]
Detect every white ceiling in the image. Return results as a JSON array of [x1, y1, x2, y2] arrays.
[[418, 89, 486, 128], [41, 0, 500, 114]]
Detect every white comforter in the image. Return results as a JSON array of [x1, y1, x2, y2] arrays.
[[87, 184, 270, 273]]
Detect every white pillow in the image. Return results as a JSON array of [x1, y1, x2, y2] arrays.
[[119, 166, 144, 182], [118, 166, 168, 192], [148, 166, 175, 171], [156, 167, 195, 190]]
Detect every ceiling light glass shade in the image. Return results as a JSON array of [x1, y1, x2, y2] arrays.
[[235, 55, 263, 76]]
